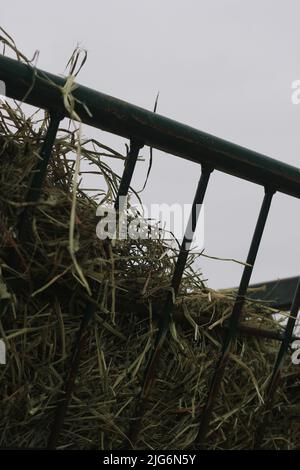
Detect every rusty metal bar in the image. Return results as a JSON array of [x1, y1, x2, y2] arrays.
[[195, 187, 275, 446]]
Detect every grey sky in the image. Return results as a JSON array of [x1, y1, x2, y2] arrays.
[[2, 0, 300, 288]]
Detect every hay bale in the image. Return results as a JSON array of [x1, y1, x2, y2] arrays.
[[0, 100, 299, 450]]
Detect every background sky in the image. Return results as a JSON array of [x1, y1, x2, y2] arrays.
[[2, 0, 300, 289]]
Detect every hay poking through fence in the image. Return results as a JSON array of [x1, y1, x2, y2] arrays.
[[0, 89, 299, 450]]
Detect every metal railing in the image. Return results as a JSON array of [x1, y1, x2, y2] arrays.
[[1, 54, 300, 449]]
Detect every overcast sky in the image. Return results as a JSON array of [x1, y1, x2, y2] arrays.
[[2, 0, 300, 288]]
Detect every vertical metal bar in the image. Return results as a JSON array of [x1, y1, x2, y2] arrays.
[[142, 165, 213, 396], [47, 302, 93, 449], [48, 139, 142, 449], [26, 112, 63, 203], [254, 277, 300, 448], [195, 187, 275, 446], [114, 140, 143, 210], [17, 111, 63, 237], [127, 165, 213, 446]]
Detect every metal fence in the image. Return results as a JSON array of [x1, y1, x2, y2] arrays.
[[0, 54, 300, 449]]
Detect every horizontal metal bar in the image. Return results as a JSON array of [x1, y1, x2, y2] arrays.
[[1, 55, 300, 198]]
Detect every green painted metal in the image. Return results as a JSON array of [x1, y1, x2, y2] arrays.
[[1, 55, 300, 198], [232, 275, 300, 309], [254, 278, 300, 449], [25, 112, 63, 203], [1, 53, 300, 450], [196, 188, 275, 446], [127, 166, 213, 446]]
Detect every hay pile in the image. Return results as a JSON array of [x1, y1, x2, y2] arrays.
[[0, 99, 299, 451]]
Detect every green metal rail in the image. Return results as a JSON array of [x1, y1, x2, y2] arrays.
[[1, 55, 300, 198], [0, 54, 299, 450]]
